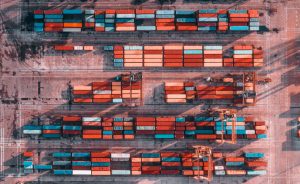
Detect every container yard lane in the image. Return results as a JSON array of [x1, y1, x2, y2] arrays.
[[1, 0, 300, 183]]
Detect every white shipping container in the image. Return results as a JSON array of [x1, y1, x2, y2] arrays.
[[23, 130, 42, 134], [93, 90, 112, 94], [112, 170, 131, 175], [215, 166, 225, 170], [85, 10, 95, 14], [63, 28, 81, 32], [82, 117, 101, 122], [136, 126, 155, 130], [246, 130, 256, 134], [72, 170, 91, 175], [216, 131, 223, 134], [74, 46, 84, 50], [111, 153, 130, 158]]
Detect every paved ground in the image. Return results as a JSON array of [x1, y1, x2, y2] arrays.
[[0, 0, 300, 183]]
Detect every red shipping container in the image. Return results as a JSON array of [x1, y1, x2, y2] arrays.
[[175, 134, 185, 139], [230, 18, 249, 22], [247, 161, 267, 167], [114, 54, 124, 59], [73, 98, 93, 103], [165, 86, 184, 91], [156, 26, 175, 31], [45, 22, 64, 28], [44, 27, 63, 32], [142, 170, 160, 175], [63, 116, 81, 122], [63, 130, 81, 135], [184, 63, 203, 67], [23, 151, 34, 157], [54, 45, 73, 51], [116, 10, 135, 14], [226, 157, 245, 162], [136, 9, 155, 14], [160, 152, 179, 157], [156, 19, 174, 23], [43, 130, 60, 134], [156, 121, 175, 126], [246, 134, 257, 139], [142, 166, 161, 171], [161, 170, 180, 175], [155, 130, 174, 134], [163, 63, 183, 67], [198, 13, 217, 17], [165, 90, 186, 95], [91, 158, 110, 162], [131, 162, 141, 167], [143, 50, 163, 54], [255, 121, 265, 126], [204, 54, 222, 59], [44, 9, 62, 14], [136, 130, 155, 135], [91, 152, 110, 158], [198, 22, 217, 26], [196, 134, 217, 139], [34, 10, 43, 14], [229, 22, 248, 26], [184, 55, 203, 59], [92, 166, 110, 171], [106, 9, 116, 14], [131, 167, 141, 171], [93, 99, 112, 103], [161, 162, 181, 167], [182, 170, 193, 176], [176, 26, 198, 31], [196, 122, 215, 126], [83, 130, 101, 135], [73, 90, 92, 95], [72, 166, 90, 170], [94, 10, 105, 15]]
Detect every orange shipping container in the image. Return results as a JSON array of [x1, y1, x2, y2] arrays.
[[82, 134, 102, 139], [63, 23, 82, 28]]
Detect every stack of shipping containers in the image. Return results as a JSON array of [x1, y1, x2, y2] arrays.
[[116, 10, 135, 31], [228, 10, 249, 31], [164, 45, 183, 67], [62, 116, 82, 137], [156, 10, 175, 31], [164, 82, 187, 103], [161, 152, 181, 175], [198, 9, 218, 31], [136, 117, 156, 136], [42, 125, 61, 138], [217, 10, 228, 31], [155, 117, 176, 139], [44, 10, 63, 32], [82, 117, 102, 139], [85, 10, 95, 30], [123, 46, 143, 67], [95, 10, 105, 32], [62, 9, 82, 32], [249, 10, 260, 31], [33, 10, 44, 32], [141, 153, 161, 175], [144, 46, 163, 67], [91, 152, 111, 175], [136, 9, 156, 31], [105, 10, 116, 32], [183, 45, 203, 67], [203, 45, 223, 67], [175, 10, 197, 31]]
